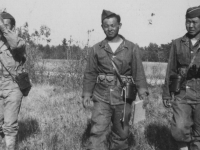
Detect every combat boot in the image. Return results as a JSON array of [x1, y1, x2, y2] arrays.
[[5, 136, 16, 150], [0, 132, 5, 144]]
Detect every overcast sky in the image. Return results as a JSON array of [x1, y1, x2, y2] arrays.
[[0, 0, 200, 47]]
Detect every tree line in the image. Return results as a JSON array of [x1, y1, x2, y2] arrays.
[[17, 22, 171, 62]]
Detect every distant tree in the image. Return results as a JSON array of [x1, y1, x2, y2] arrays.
[[160, 42, 171, 62]]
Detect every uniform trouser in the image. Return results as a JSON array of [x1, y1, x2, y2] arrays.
[[0, 80, 23, 137], [86, 97, 132, 150], [171, 98, 200, 150]]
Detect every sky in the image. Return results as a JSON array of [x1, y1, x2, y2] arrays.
[[0, 0, 200, 47]]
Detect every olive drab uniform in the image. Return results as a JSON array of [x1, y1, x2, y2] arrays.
[[0, 12, 26, 150], [163, 34, 200, 149], [83, 35, 148, 150]]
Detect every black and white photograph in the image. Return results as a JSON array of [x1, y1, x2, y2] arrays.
[[0, 0, 199, 150]]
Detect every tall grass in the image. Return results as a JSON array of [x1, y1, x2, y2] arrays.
[[9, 42, 178, 150], [1, 83, 176, 150]]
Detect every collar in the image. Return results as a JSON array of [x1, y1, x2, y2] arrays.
[[99, 35, 128, 49], [181, 33, 200, 43]]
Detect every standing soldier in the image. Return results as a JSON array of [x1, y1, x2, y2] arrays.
[[163, 6, 200, 150], [82, 10, 148, 150], [0, 11, 26, 150]]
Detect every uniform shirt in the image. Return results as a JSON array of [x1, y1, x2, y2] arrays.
[[0, 24, 26, 89], [162, 34, 200, 102], [83, 35, 148, 105]]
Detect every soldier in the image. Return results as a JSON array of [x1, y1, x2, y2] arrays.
[[0, 11, 26, 150], [82, 10, 148, 150], [163, 6, 200, 150]]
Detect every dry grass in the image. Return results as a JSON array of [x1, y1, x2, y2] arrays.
[[7, 83, 178, 150], [16, 84, 89, 150]]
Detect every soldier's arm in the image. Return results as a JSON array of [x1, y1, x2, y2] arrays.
[[0, 15, 25, 52], [82, 47, 98, 98], [162, 41, 177, 100], [132, 45, 149, 97]]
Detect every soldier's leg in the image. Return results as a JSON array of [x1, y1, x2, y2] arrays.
[[109, 103, 132, 150], [189, 103, 200, 150], [0, 96, 5, 142], [2, 88, 23, 149], [171, 99, 192, 150], [86, 98, 112, 150]]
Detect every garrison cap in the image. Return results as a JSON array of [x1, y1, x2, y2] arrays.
[[102, 9, 116, 22], [186, 6, 200, 18], [1, 11, 15, 20]]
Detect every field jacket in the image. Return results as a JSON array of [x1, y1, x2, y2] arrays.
[[162, 34, 200, 102], [0, 24, 26, 89], [82, 35, 148, 105]]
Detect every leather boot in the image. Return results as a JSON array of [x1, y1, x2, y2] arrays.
[[5, 136, 16, 150]]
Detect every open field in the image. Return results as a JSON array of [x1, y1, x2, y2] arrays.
[[37, 59, 167, 85], [38, 59, 167, 76], [0, 84, 177, 150]]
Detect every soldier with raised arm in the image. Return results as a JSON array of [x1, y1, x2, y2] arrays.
[[0, 11, 26, 150]]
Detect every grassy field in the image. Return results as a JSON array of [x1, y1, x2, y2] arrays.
[[38, 59, 167, 77], [0, 83, 177, 150], [6, 58, 174, 150], [37, 59, 167, 85]]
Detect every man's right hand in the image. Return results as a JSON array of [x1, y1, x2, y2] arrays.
[[163, 99, 172, 108], [82, 96, 93, 108]]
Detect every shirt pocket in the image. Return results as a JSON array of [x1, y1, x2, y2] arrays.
[[93, 83, 109, 99], [185, 80, 196, 100], [177, 52, 190, 66], [96, 51, 110, 67], [4, 50, 15, 67], [110, 85, 123, 102]]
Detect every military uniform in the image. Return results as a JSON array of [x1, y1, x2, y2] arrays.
[[0, 12, 26, 150], [163, 6, 200, 150], [83, 10, 148, 150]]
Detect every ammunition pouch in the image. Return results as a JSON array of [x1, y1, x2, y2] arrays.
[[97, 74, 137, 101], [169, 74, 183, 93]]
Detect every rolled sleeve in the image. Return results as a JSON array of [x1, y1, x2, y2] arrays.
[[82, 47, 98, 97], [132, 45, 149, 96]]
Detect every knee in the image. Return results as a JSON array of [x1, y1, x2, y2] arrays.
[[171, 125, 191, 142]]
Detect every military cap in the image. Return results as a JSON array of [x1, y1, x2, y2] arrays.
[[1, 11, 15, 20], [102, 9, 116, 22], [186, 6, 200, 18]]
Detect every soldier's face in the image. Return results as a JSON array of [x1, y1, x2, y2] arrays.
[[102, 17, 121, 39], [3, 19, 14, 30], [186, 17, 200, 37]]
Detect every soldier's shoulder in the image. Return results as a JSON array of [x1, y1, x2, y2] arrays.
[[92, 41, 102, 48], [124, 39, 140, 49], [173, 37, 182, 42], [171, 35, 186, 44]]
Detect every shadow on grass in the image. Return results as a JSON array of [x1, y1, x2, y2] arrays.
[[81, 120, 92, 147], [145, 122, 177, 150], [18, 118, 40, 142]]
